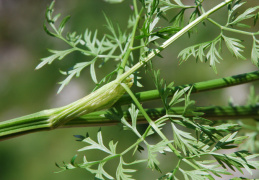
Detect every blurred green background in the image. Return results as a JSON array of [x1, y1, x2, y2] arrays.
[[0, 0, 258, 179]]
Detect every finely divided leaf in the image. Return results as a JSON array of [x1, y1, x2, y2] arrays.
[[78, 130, 113, 154], [116, 157, 139, 180], [210, 151, 259, 175], [251, 36, 259, 66], [179, 168, 209, 180], [121, 104, 142, 138], [195, 160, 232, 177], [230, 6, 259, 26], [36, 48, 76, 70], [128, 104, 139, 130], [170, 9, 185, 27], [57, 61, 94, 93], [222, 35, 245, 60], [178, 36, 223, 73], [147, 144, 162, 172], [169, 86, 190, 107], [172, 123, 199, 156], [95, 162, 114, 180], [212, 132, 239, 151], [58, 15, 71, 34], [206, 39, 222, 74], [90, 60, 98, 83]]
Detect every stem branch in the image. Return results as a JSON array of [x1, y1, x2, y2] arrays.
[[117, 0, 234, 82], [121, 83, 182, 158]]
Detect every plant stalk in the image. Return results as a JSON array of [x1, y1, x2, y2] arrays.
[[0, 0, 243, 141], [120, 83, 182, 158], [0, 104, 258, 141], [1, 69, 258, 140], [116, 70, 259, 105], [65, 105, 259, 127], [117, 0, 234, 82]]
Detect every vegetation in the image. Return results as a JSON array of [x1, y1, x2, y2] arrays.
[[1, 0, 259, 179]]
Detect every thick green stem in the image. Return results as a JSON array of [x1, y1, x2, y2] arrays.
[[1, 70, 258, 140], [0, 0, 242, 141], [1, 104, 258, 141], [116, 70, 259, 105], [65, 105, 259, 127], [0, 110, 53, 140], [0, 79, 133, 139]]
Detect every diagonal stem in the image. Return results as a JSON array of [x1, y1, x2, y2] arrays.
[[117, 7, 144, 77], [117, 0, 234, 82], [120, 82, 182, 158]]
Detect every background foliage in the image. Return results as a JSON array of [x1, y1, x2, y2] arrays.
[[0, 0, 258, 179]]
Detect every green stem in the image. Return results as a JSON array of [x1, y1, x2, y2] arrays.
[[117, 0, 234, 82], [50, 23, 98, 57], [76, 154, 121, 169], [133, 0, 138, 17], [0, 110, 53, 140], [120, 83, 182, 158], [207, 18, 257, 36], [121, 136, 144, 155], [1, 69, 258, 140], [130, 45, 145, 51], [172, 159, 182, 176], [121, 114, 172, 158], [116, 70, 259, 105], [117, 8, 143, 77], [120, 113, 156, 155], [0, 0, 240, 141], [67, 105, 259, 127], [1, 104, 258, 141], [182, 158, 200, 169]]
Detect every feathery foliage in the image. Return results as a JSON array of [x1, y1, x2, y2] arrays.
[[40, 0, 259, 179], [50, 0, 259, 180], [2, 0, 259, 179]]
